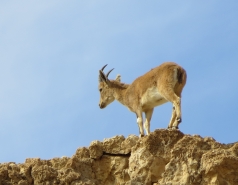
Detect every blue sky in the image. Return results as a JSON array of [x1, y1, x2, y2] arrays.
[[0, 1, 238, 163]]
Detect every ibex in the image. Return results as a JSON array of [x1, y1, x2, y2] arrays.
[[98, 62, 187, 137]]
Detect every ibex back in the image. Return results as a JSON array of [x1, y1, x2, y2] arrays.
[[98, 62, 187, 137]]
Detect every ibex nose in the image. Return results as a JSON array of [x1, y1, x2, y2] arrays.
[[99, 103, 104, 109]]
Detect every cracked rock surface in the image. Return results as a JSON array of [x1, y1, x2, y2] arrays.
[[0, 129, 238, 185]]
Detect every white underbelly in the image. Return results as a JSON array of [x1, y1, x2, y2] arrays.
[[141, 86, 168, 109]]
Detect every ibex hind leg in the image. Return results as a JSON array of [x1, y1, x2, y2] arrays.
[[164, 91, 182, 129], [168, 106, 177, 129]]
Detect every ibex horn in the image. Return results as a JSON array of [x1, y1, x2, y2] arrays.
[[101, 64, 108, 71], [106, 68, 114, 78]]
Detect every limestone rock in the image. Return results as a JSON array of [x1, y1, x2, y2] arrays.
[[89, 140, 103, 159], [102, 135, 138, 155], [0, 129, 238, 185]]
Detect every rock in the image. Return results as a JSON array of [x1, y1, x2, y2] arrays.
[[102, 134, 139, 156], [0, 129, 238, 185], [103, 135, 126, 154], [89, 140, 103, 159]]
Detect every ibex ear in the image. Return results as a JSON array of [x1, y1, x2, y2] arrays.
[[99, 70, 112, 87], [115, 74, 121, 82], [99, 65, 113, 86], [99, 70, 107, 83]]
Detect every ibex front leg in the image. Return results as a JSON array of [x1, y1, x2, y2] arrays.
[[144, 108, 154, 135], [136, 111, 144, 137]]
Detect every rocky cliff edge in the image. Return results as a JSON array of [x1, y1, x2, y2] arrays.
[[0, 129, 238, 185]]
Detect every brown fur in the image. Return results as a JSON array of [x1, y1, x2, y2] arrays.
[[98, 62, 187, 137]]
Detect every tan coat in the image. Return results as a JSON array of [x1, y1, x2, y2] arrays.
[[98, 62, 187, 137]]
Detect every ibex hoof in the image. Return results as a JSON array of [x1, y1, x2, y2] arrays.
[[139, 134, 145, 138], [177, 118, 182, 123], [172, 126, 178, 130]]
